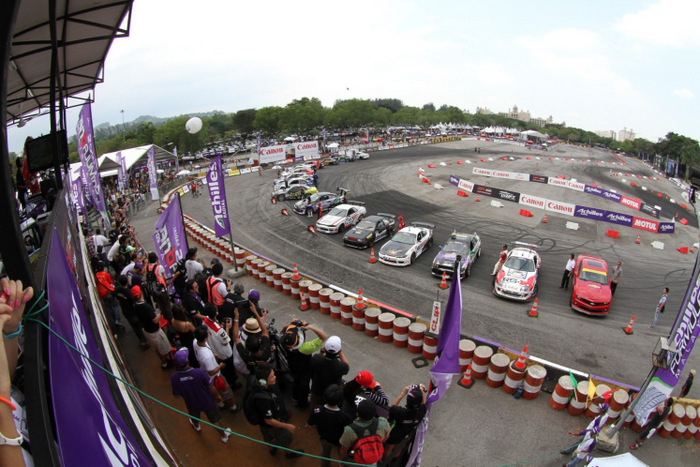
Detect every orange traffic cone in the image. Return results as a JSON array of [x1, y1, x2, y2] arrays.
[[307, 225, 317, 235], [458, 364, 474, 389], [528, 298, 539, 318], [281, 208, 290, 216], [292, 263, 300, 281], [271, 197, 277, 204], [438, 272, 448, 289], [624, 315, 635, 335], [356, 288, 366, 310], [513, 346, 528, 371], [476, 195, 480, 202], [369, 248, 377, 263], [299, 291, 309, 311], [635, 234, 640, 244], [542, 214, 548, 224]]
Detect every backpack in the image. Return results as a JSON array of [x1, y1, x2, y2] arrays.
[[243, 383, 272, 426], [145, 264, 164, 295], [173, 259, 188, 290], [349, 419, 384, 465]]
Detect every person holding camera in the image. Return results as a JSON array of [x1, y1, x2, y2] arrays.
[[282, 319, 328, 409], [201, 303, 241, 391], [232, 302, 271, 375], [310, 336, 349, 408], [384, 384, 428, 461]]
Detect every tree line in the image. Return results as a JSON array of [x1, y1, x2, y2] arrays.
[[66, 97, 700, 169]]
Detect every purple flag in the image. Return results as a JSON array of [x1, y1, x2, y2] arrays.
[[76, 103, 106, 212], [47, 228, 150, 465], [153, 195, 188, 278], [70, 176, 84, 213], [206, 155, 231, 237], [408, 268, 463, 465], [116, 151, 126, 191], [147, 146, 157, 189]]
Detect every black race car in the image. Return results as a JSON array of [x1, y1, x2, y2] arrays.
[[342, 213, 397, 249]]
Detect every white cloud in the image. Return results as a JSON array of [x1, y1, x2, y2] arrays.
[[615, 0, 700, 47], [673, 88, 695, 98]]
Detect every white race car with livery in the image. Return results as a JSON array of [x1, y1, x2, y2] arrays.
[[492, 243, 540, 302], [378, 222, 435, 266], [315, 202, 366, 234]]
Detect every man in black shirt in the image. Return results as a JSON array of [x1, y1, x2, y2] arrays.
[[385, 384, 428, 460], [307, 384, 352, 467], [113, 275, 148, 348], [310, 336, 349, 408], [132, 285, 172, 369], [630, 398, 673, 450], [181, 279, 206, 323]]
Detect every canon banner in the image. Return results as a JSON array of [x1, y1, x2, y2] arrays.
[[76, 103, 106, 212], [295, 140, 319, 159], [259, 144, 286, 164], [545, 200, 575, 216], [206, 155, 231, 237], [47, 228, 150, 465], [153, 197, 188, 277], [519, 193, 546, 210]]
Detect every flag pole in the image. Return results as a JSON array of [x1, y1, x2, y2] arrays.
[[177, 191, 189, 251], [229, 231, 238, 272]]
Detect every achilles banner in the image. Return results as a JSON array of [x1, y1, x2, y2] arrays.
[[206, 155, 231, 237]]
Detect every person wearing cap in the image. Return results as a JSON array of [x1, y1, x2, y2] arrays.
[[282, 320, 328, 409], [342, 371, 389, 418], [307, 384, 353, 467], [338, 399, 390, 463], [384, 384, 428, 460], [561, 403, 611, 456], [113, 275, 148, 348], [132, 285, 173, 369], [185, 247, 205, 281], [120, 257, 139, 285], [170, 348, 231, 443], [247, 289, 268, 317], [220, 281, 251, 324], [251, 363, 304, 459], [233, 302, 271, 375], [310, 336, 349, 408], [193, 324, 241, 413]]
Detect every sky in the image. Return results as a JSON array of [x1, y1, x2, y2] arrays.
[[7, 0, 700, 154]]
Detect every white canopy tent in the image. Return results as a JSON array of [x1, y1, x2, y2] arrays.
[[100, 144, 175, 172]]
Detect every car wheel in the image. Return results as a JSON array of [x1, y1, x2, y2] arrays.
[[428, 238, 433, 248], [368, 237, 375, 247], [465, 263, 471, 278], [410, 253, 416, 264], [477, 248, 481, 258], [277, 194, 285, 201]]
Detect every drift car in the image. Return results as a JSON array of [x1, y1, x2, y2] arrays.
[[273, 175, 313, 190], [571, 255, 612, 316], [343, 213, 397, 249], [492, 243, 540, 301], [431, 232, 481, 278], [378, 222, 435, 266], [293, 189, 348, 215], [273, 185, 317, 201], [315, 202, 367, 234]]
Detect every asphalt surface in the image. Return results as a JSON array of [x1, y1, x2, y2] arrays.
[[127, 139, 700, 466]]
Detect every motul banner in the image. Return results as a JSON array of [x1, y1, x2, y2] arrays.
[[620, 195, 642, 211], [259, 144, 286, 164], [632, 216, 659, 233], [295, 140, 319, 159]]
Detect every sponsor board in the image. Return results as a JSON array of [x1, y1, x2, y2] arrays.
[[529, 174, 548, 184], [658, 222, 675, 234], [567, 180, 586, 192], [259, 144, 287, 164], [295, 140, 319, 159], [448, 175, 460, 186], [640, 203, 660, 219], [458, 179, 474, 192], [604, 211, 633, 227], [494, 188, 520, 203], [547, 177, 568, 188], [519, 193, 546, 210], [512, 172, 529, 181], [601, 190, 622, 202], [574, 206, 605, 220], [472, 167, 493, 177], [545, 200, 575, 216], [632, 216, 659, 233], [473, 185, 492, 196], [620, 195, 642, 211], [491, 170, 512, 179]]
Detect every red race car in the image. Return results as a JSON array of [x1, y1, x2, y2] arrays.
[[570, 255, 612, 316]]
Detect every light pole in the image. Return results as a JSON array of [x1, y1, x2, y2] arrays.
[[120, 109, 125, 144]]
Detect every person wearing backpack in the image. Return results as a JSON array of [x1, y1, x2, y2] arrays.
[[171, 258, 189, 299], [339, 399, 390, 466], [205, 263, 229, 309], [114, 275, 148, 348], [146, 252, 173, 322], [246, 363, 304, 459]]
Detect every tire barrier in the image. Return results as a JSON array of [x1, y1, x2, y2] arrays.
[[330, 292, 344, 320], [378, 313, 395, 343], [257, 261, 270, 284], [364, 307, 381, 337], [393, 317, 411, 348], [250, 258, 262, 280], [503, 360, 527, 395], [340, 297, 355, 325], [485, 353, 510, 388], [677, 405, 694, 439], [585, 384, 611, 419], [272, 268, 285, 292], [549, 376, 574, 411], [264, 264, 276, 288], [234, 247, 246, 270], [522, 365, 547, 400], [308, 283, 322, 310], [659, 403, 684, 438], [351, 304, 365, 332], [607, 389, 629, 420], [622, 411, 636, 430], [422, 333, 438, 360], [281, 272, 293, 296], [299, 279, 312, 301], [290, 277, 300, 300], [471, 345, 493, 380], [691, 407, 700, 440], [407, 322, 426, 354], [459, 339, 476, 373], [567, 381, 589, 416], [318, 288, 333, 315]]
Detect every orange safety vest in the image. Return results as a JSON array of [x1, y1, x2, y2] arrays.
[[146, 263, 167, 288], [206, 276, 225, 306]]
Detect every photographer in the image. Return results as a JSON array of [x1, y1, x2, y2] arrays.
[[310, 336, 349, 407], [232, 302, 271, 375], [201, 303, 240, 391], [281, 319, 327, 409]]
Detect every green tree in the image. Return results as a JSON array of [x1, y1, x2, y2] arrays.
[[279, 97, 325, 134], [656, 132, 700, 166], [373, 107, 392, 126], [391, 106, 420, 125], [422, 102, 436, 112], [233, 109, 257, 135], [371, 98, 404, 113], [253, 106, 283, 136], [135, 122, 156, 145]]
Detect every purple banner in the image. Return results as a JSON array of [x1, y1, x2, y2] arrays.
[[153, 196, 188, 277], [116, 151, 127, 191], [574, 206, 606, 221], [206, 155, 231, 237], [76, 103, 106, 212], [256, 135, 261, 155], [448, 175, 460, 186], [47, 228, 149, 465], [70, 177, 84, 213], [659, 222, 675, 234], [604, 211, 633, 227], [147, 147, 157, 189]]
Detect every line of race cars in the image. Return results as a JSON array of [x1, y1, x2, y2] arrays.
[[273, 168, 613, 317]]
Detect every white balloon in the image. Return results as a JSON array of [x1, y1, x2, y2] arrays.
[[186, 117, 203, 134]]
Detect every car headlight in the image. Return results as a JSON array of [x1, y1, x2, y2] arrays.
[[520, 285, 530, 293], [366, 234, 372, 239]]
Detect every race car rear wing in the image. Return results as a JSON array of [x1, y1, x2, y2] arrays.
[[345, 200, 366, 206], [512, 241, 539, 249], [337, 187, 351, 197], [376, 212, 396, 220], [411, 221, 436, 230]]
